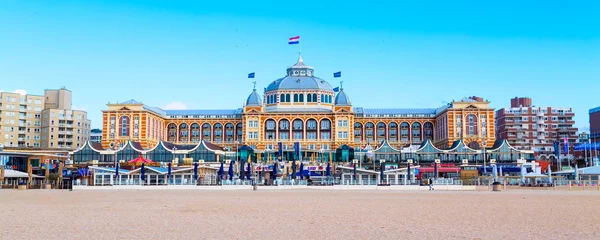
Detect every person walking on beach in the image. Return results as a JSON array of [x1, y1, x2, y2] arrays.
[[428, 177, 434, 191]]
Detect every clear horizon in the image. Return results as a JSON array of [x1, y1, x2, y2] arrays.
[[1, 1, 598, 132]]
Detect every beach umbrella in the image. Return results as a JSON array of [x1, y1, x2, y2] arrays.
[[115, 162, 119, 178], [272, 162, 278, 180], [547, 166, 553, 184], [326, 162, 331, 177], [574, 164, 579, 183], [299, 162, 304, 179], [167, 163, 172, 181], [240, 160, 246, 181], [492, 164, 498, 182], [141, 163, 146, 182], [218, 162, 224, 180], [407, 163, 411, 183], [380, 162, 384, 182], [228, 160, 234, 181], [353, 162, 357, 180], [291, 159, 297, 180], [193, 162, 198, 181], [499, 165, 503, 177], [246, 162, 251, 180], [433, 162, 438, 180]]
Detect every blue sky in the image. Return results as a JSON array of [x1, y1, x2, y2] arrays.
[[0, 0, 598, 131]]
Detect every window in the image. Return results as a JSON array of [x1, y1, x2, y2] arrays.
[[293, 94, 299, 102], [120, 116, 129, 137], [285, 94, 290, 102], [279, 132, 289, 140], [299, 94, 304, 102], [307, 132, 317, 139], [307, 94, 312, 102], [321, 132, 331, 139], [338, 120, 348, 127], [266, 120, 276, 130], [337, 131, 348, 139], [293, 132, 303, 139]]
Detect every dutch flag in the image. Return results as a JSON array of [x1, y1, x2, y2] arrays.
[[289, 36, 300, 44]]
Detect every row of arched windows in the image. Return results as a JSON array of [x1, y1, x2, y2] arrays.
[[265, 93, 334, 104], [354, 122, 434, 143], [264, 118, 331, 140], [167, 122, 243, 143]]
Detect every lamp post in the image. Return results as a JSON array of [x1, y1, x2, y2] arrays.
[[482, 140, 487, 175], [352, 159, 358, 183]]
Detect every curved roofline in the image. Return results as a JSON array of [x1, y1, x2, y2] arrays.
[[416, 139, 444, 152], [446, 139, 479, 152], [373, 139, 401, 152], [128, 141, 145, 152], [144, 141, 163, 152]]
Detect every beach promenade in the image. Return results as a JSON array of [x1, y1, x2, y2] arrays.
[[1, 189, 599, 240]]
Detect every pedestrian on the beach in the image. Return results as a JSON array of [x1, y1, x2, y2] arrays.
[[429, 177, 433, 191]]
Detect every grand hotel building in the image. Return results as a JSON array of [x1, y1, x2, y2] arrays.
[[101, 56, 496, 155]]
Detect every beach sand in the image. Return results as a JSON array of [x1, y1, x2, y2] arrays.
[[1, 189, 599, 240]]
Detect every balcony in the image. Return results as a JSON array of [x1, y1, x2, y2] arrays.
[[536, 119, 544, 124], [65, 139, 73, 143], [18, 137, 25, 141], [537, 135, 545, 140], [66, 124, 73, 128], [18, 130, 26, 134], [536, 112, 544, 117]]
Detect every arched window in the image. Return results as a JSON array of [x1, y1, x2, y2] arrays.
[[388, 122, 398, 142], [179, 123, 189, 142], [280, 94, 285, 103], [265, 119, 276, 140], [293, 94, 299, 102], [365, 122, 374, 143], [213, 123, 223, 142], [354, 122, 363, 143], [376, 122, 386, 141], [202, 123, 211, 141], [167, 123, 177, 142], [306, 119, 318, 139], [236, 123, 243, 141], [320, 119, 331, 139], [279, 119, 290, 140], [321, 94, 324, 103], [424, 122, 434, 140], [467, 114, 478, 136], [307, 94, 312, 102], [225, 123, 235, 143], [313, 94, 318, 103], [293, 119, 303, 139], [400, 122, 410, 142], [299, 94, 304, 102], [412, 122, 422, 143], [285, 94, 290, 102], [191, 123, 200, 143], [120, 116, 129, 137]]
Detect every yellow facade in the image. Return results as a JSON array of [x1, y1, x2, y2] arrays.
[[101, 57, 495, 151]]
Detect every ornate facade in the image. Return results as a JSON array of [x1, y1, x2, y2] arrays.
[[101, 56, 495, 154]]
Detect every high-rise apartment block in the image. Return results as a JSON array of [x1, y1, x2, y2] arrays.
[[0, 87, 91, 150], [496, 97, 578, 157]]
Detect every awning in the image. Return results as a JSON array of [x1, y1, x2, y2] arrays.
[[2, 169, 44, 178]]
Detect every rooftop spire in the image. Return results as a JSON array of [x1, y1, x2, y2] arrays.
[[340, 80, 344, 90], [252, 81, 257, 90]]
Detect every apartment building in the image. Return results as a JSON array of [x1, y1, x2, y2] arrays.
[[496, 97, 578, 158], [0, 92, 45, 148], [0, 87, 91, 150]]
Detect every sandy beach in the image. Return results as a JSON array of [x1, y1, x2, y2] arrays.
[[1, 189, 600, 240]]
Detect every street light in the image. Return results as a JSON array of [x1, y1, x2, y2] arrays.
[[482, 140, 487, 175]]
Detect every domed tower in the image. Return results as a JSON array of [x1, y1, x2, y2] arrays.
[[334, 82, 353, 113], [264, 55, 335, 112], [244, 83, 263, 113]]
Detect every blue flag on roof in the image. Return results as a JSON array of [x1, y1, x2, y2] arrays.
[[333, 71, 341, 78], [333, 87, 340, 92], [248, 72, 255, 78]]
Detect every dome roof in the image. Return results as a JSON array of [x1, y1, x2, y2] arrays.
[[334, 89, 351, 106], [265, 55, 333, 92], [245, 89, 262, 106]]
